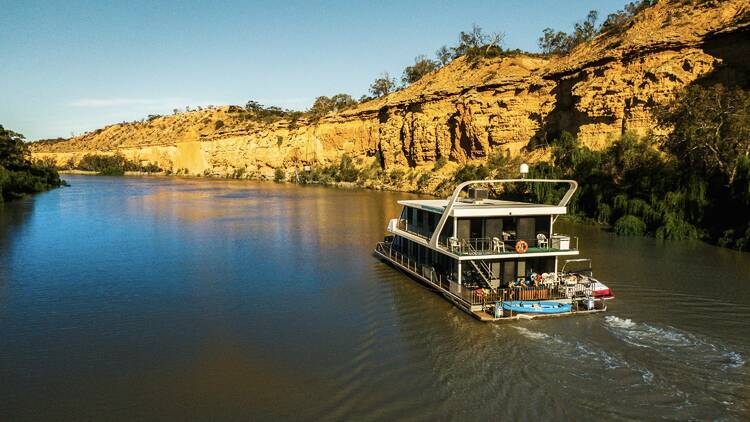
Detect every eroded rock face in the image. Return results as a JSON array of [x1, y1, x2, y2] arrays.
[[31, 0, 750, 178]]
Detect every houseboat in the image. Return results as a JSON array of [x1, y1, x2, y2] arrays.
[[373, 176, 613, 322]]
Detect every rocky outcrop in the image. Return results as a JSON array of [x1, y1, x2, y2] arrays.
[[31, 0, 750, 179]]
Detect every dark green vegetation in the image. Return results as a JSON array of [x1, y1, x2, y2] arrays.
[[298, 154, 362, 185], [401, 57, 440, 85], [0, 125, 63, 202], [369, 73, 397, 98], [307, 94, 358, 121], [273, 168, 285, 183], [517, 83, 750, 250], [74, 153, 162, 176], [242, 101, 304, 126]]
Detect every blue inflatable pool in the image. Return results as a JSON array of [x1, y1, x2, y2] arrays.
[[501, 301, 572, 314]]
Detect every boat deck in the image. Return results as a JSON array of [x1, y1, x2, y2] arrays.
[[374, 242, 608, 322]]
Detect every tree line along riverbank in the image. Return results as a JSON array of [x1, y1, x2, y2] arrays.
[[0, 126, 63, 202]]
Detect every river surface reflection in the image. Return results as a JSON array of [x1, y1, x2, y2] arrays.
[[1, 175, 748, 420]]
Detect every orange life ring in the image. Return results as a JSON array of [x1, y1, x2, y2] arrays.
[[515, 240, 528, 254]]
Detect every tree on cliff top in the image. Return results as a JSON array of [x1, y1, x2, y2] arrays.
[[369, 73, 397, 98], [539, 1, 657, 55], [401, 55, 440, 85], [599, 0, 656, 35], [538, 10, 598, 55], [435, 45, 451, 67], [451, 24, 505, 64], [308, 94, 357, 120]]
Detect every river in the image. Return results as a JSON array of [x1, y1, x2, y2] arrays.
[[1, 175, 748, 420]]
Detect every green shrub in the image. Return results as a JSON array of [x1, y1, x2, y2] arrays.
[[214, 120, 225, 130], [416, 172, 431, 191], [141, 162, 162, 173], [596, 203, 611, 224], [453, 164, 490, 183], [654, 213, 701, 240], [433, 156, 448, 171], [613, 215, 647, 236], [273, 168, 285, 183], [77, 153, 140, 175], [388, 168, 405, 184], [231, 167, 246, 179], [337, 154, 359, 182]]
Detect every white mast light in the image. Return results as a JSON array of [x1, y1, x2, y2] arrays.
[[520, 163, 529, 179]]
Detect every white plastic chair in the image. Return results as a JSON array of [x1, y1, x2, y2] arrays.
[[448, 237, 459, 252], [492, 237, 505, 253], [536, 233, 549, 249]]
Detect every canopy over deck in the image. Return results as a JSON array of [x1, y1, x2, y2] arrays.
[[397, 198, 567, 217]]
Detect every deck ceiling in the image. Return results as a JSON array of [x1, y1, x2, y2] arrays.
[[397, 199, 566, 217]]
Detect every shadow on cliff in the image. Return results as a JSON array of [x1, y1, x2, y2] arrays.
[[526, 69, 618, 151], [696, 27, 750, 88], [525, 26, 750, 151]]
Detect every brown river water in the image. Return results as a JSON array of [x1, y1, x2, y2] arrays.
[[1, 175, 748, 420]]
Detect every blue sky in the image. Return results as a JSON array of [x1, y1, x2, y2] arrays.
[[1, 0, 627, 140]]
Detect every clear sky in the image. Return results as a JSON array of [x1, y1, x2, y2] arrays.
[[1, 0, 627, 140]]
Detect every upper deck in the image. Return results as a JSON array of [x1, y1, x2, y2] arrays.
[[388, 178, 580, 260]]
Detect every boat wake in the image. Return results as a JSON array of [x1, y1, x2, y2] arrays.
[[513, 326, 654, 383], [513, 326, 553, 342], [603, 316, 745, 370]]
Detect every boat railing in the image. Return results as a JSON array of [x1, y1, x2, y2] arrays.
[[393, 219, 434, 241], [447, 236, 579, 256], [376, 241, 459, 292]]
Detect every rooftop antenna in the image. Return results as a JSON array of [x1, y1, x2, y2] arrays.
[[520, 163, 529, 179]]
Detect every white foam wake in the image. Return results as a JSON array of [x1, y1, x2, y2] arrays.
[[604, 316, 745, 371], [512, 325, 654, 383]]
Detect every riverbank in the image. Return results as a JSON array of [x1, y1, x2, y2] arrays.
[[60, 169, 167, 176]]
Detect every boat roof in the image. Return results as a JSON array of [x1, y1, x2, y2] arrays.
[[397, 198, 566, 217]]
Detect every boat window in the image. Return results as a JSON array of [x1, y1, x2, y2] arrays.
[[470, 218, 483, 239], [427, 213, 436, 236], [503, 261, 516, 284], [517, 218, 536, 244], [439, 219, 453, 244], [502, 218, 517, 240], [490, 261, 501, 278], [457, 218, 470, 241], [417, 210, 427, 234], [486, 218, 503, 240], [517, 260, 526, 278]]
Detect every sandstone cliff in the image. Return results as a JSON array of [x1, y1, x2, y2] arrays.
[[31, 0, 750, 182]]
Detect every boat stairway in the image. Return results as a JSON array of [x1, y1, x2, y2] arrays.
[[464, 241, 500, 289]]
